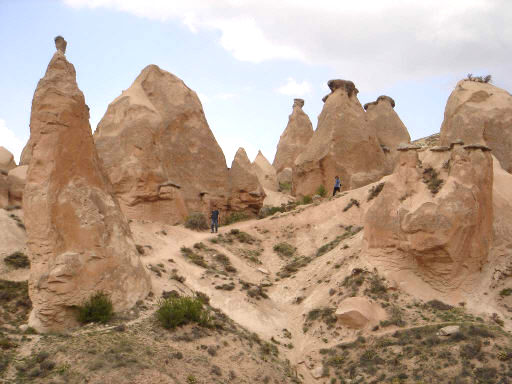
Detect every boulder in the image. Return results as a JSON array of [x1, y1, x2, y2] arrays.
[[335, 297, 387, 329], [440, 79, 512, 173], [94, 64, 229, 224], [293, 80, 388, 196], [0, 174, 8, 208], [252, 150, 278, 191], [7, 165, 27, 205], [273, 99, 313, 183], [228, 148, 265, 215], [24, 39, 151, 331], [364, 95, 411, 171], [0, 146, 16, 173], [437, 325, 460, 336], [277, 167, 292, 186], [364, 144, 493, 291]]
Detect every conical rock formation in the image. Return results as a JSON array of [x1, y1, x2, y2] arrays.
[[253, 150, 278, 191], [24, 39, 151, 331], [94, 65, 229, 224], [273, 99, 313, 183], [364, 144, 493, 292], [364, 95, 410, 171], [228, 148, 265, 215], [440, 80, 512, 172], [293, 80, 387, 196]]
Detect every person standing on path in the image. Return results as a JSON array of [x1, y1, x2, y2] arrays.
[[210, 207, 219, 233], [333, 176, 341, 196]]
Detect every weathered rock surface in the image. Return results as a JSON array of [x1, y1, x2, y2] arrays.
[[252, 150, 278, 191], [335, 297, 387, 329], [273, 99, 313, 183], [7, 165, 27, 205], [437, 325, 460, 336], [228, 148, 265, 215], [94, 64, 229, 224], [24, 40, 150, 331], [440, 80, 512, 172], [0, 174, 8, 208], [364, 144, 493, 291], [0, 146, 16, 173], [277, 167, 292, 186], [364, 95, 411, 171], [293, 80, 388, 196]]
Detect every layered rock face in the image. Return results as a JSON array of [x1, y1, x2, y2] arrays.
[[253, 150, 278, 191], [293, 80, 388, 196], [440, 80, 512, 172], [228, 148, 265, 215], [24, 39, 150, 331], [364, 144, 493, 291], [364, 96, 410, 171], [94, 65, 230, 224], [273, 99, 313, 184]]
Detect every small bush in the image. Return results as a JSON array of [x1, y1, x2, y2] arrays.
[[224, 211, 249, 226], [427, 299, 453, 311], [77, 292, 114, 324], [499, 288, 512, 297], [273, 242, 296, 258], [343, 199, 360, 212], [367, 183, 384, 202], [156, 296, 211, 329], [185, 212, 209, 231], [279, 181, 292, 192], [180, 247, 208, 268], [298, 195, 312, 205], [4, 252, 30, 268], [466, 73, 492, 83], [422, 167, 443, 194], [316, 185, 327, 198]]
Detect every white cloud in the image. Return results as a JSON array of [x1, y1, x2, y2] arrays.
[[276, 78, 312, 97], [62, 0, 512, 90], [0, 119, 25, 164]]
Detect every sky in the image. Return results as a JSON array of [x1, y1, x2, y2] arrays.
[[1, 0, 511, 164]]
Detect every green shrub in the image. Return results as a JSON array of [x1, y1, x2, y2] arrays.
[[367, 183, 384, 202], [316, 185, 327, 197], [422, 167, 443, 194], [343, 199, 360, 212], [180, 247, 208, 268], [77, 292, 114, 324], [156, 296, 211, 329], [298, 195, 312, 205], [279, 181, 292, 192], [273, 242, 296, 257], [223, 211, 249, 226], [4, 252, 30, 268], [185, 212, 209, 231], [499, 288, 512, 297]]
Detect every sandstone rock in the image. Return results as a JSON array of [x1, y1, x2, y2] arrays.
[[0, 146, 16, 173], [335, 297, 387, 329], [54, 35, 67, 53], [293, 79, 388, 196], [364, 144, 493, 291], [252, 150, 278, 191], [437, 325, 460, 336], [440, 80, 512, 172], [94, 64, 229, 224], [24, 42, 150, 331], [7, 165, 27, 205], [364, 95, 411, 171], [277, 167, 292, 186], [273, 99, 313, 181], [0, 174, 8, 208], [228, 148, 265, 215], [311, 366, 324, 379]]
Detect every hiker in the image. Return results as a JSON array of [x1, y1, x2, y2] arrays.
[[333, 176, 341, 196], [210, 207, 219, 233]]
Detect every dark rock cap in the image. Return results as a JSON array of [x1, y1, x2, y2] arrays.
[[327, 79, 358, 97], [54, 36, 67, 54], [363, 95, 396, 111], [293, 98, 305, 109]]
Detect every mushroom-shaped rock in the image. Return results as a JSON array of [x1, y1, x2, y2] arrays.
[[293, 80, 388, 195], [0, 146, 16, 173], [440, 80, 512, 172], [273, 99, 314, 183], [252, 150, 278, 191], [94, 64, 230, 224], [24, 42, 151, 331], [335, 297, 387, 329], [54, 35, 67, 53], [228, 148, 265, 215]]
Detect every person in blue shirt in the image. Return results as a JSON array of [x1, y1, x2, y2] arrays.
[[210, 207, 219, 233], [333, 176, 341, 196]]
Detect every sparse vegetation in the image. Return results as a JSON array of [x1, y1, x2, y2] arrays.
[[466, 73, 492, 83], [298, 195, 312, 205], [223, 211, 249, 226], [273, 242, 296, 258], [423, 167, 444, 194], [185, 212, 209, 231], [367, 182, 385, 202], [156, 296, 211, 329], [4, 251, 30, 268], [278, 181, 292, 192], [316, 184, 327, 197], [76, 292, 114, 324], [343, 198, 360, 212], [0, 279, 31, 327], [499, 288, 512, 297], [316, 226, 363, 257], [180, 246, 208, 268]]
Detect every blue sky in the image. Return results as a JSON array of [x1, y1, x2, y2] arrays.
[[1, 0, 511, 164]]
